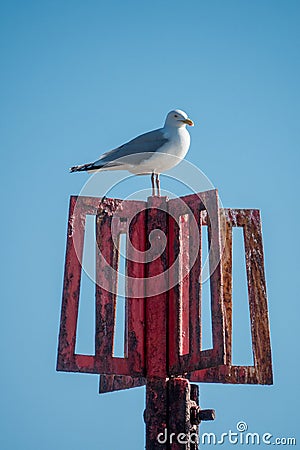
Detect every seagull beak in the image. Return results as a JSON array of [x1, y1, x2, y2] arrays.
[[181, 118, 194, 126]]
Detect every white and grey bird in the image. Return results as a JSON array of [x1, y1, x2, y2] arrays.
[[70, 109, 194, 196]]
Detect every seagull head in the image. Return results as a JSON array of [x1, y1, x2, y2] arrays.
[[164, 109, 194, 128]]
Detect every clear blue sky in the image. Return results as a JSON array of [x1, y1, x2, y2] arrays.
[[1, 1, 299, 449]]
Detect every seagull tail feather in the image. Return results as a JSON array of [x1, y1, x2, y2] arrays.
[[69, 162, 102, 173]]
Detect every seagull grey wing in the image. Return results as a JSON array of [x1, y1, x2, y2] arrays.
[[91, 129, 169, 169]]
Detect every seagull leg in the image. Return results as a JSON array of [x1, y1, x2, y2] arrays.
[[155, 173, 160, 197], [151, 172, 155, 196]]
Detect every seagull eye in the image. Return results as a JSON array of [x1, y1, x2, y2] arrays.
[[174, 114, 178, 118]]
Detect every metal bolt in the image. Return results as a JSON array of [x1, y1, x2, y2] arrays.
[[190, 406, 216, 425]]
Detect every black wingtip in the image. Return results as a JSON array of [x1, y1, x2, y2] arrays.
[[69, 164, 90, 173], [69, 162, 104, 173]]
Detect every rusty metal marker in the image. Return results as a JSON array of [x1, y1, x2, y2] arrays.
[[57, 189, 272, 449]]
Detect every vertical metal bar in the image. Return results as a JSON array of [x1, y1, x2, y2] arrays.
[[168, 202, 181, 374], [127, 206, 147, 375], [168, 378, 194, 450], [95, 213, 118, 373], [204, 191, 226, 367], [243, 210, 273, 384], [145, 196, 169, 378], [145, 196, 169, 449], [220, 209, 233, 365], [57, 196, 86, 371], [188, 208, 202, 370], [180, 214, 190, 356]]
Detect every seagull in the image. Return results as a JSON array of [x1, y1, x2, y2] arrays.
[[70, 109, 194, 196]]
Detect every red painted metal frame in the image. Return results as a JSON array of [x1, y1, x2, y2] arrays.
[[168, 191, 225, 375], [57, 192, 272, 390], [189, 208, 273, 384], [57, 195, 147, 376]]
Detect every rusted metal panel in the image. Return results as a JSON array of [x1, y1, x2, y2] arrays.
[[190, 208, 273, 385], [168, 190, 226, 375], [95, 199, 147, 376], [57, 197, 272, 385], [57, 195, 132, 373], [168, 195, 201, 376], [57, 195, 147, 376], [98, 203, 149, 392]]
